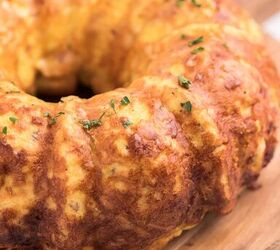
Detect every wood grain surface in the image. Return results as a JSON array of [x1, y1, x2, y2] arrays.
[[166, 26, 280, 250]]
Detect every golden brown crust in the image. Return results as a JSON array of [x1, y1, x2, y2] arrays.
[[0, 0, 279, 249]]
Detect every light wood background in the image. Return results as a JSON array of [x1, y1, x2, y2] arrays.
[[166, 2, 280, 250]]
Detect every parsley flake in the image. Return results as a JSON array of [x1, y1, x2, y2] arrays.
[[110, 99, 117, 113], [191, 0, 201, 7], [44, 112, 51, 118], [81, 112, 106, 130], [122, 119, 133, 128], [181, 34, 187, 40], [178, 75, 192, 89], [191, 46, 205, 55], [181, 101, 192, 112], [49, 118, 57, 126], [2, 126, 7, 135], [120, 96, 130, 106], [5, 90, 20, 94], [9, 116, 17, 124], [223, 43, 229, 50], [188, 36, 204, 47], [176, 0, 185, 7], [44, 111, 65, 126]]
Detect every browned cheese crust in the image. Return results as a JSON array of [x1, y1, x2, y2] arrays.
[[0, 0, 279, 249]]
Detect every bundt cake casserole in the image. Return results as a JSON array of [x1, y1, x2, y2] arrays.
[[0, 0, 279, 249]]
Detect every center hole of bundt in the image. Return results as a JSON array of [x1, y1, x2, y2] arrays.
[[37, 82, 94, 102], [34, 70, 95, 102]]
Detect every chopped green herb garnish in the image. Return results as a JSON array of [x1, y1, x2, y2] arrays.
[[82, 119, 101, 129], [181, 34, 187, 40], [181, 101, 192, 112], [120, 96, 130, 106], [2, 126, 7, 135], [178, 76, 192, 89], [191, 46, 205, 55], [176, 0, 185, 7], [81, 112, 106, 130], [44, 112, 51, 118], [223, 43, 229, 50], [110, 99, 117, 113], [5, 90, 20, 94], [190, 0, 201, 7], [122, 119, 133, 128], [44, 111, 65, 126], [188, 36, 204, 47], [9, 116, 17, 124], [48, 118, 57, 126]]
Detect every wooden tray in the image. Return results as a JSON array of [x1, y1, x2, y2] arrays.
[[166, 38, 280, 250]]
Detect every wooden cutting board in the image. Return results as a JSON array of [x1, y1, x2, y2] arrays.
[[165, 38, 280, 250]]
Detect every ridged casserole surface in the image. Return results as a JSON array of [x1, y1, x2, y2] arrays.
[[0, 0, 279, 249]]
